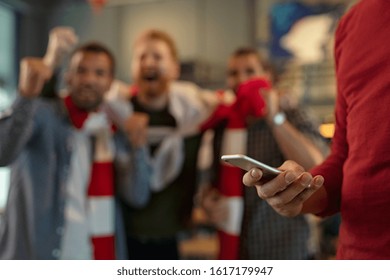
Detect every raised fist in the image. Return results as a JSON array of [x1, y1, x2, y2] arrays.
[[124, 112, 149, 148], [18, 58, 53, 98], [43, 26, 78, 69]]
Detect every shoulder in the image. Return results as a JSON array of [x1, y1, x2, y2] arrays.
[[169, 81, 204, 105], [170, 80, 220, 106], [168, 81, 215, 125]]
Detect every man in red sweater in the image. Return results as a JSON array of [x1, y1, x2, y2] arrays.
[[243, 0, 390, 259]]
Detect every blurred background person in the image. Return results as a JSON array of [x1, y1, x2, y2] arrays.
[[119, 29, 216, 260], [0, 27, 150, 259], [201, 47, 329, 259]]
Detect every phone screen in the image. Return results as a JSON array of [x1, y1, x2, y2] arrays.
[[221, 154, 281, 179]]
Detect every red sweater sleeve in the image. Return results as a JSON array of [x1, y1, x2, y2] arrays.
[[309, 10, 350, 217], [310, 89, 348, 216]]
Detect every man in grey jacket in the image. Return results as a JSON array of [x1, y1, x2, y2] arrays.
[[0, 28, 150, 259]]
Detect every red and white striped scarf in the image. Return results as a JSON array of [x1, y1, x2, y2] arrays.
[[202, 79, 271, 259], [63, 96, 116, 260]]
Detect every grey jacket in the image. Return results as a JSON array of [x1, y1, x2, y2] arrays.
[[0, 96, 150, 259]]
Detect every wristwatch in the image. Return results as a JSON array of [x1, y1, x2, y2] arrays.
[[272, 112, 286, 126]]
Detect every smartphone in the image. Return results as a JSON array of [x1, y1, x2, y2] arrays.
[[221, 154, 282, 180]]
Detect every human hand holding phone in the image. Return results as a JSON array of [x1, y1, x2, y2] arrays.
[[242, 160, 325, 217]]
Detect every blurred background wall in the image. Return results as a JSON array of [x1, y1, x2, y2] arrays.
[[0, 0, 355, 111]]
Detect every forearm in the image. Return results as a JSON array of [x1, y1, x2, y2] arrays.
[[270, 120, 325, 169], [116, 145, 151, 208], [302, 145, 345, 216]]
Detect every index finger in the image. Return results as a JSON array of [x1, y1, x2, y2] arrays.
[[256, 160, 305, 197], [243, 167, 298, 195], [243, 159, 305, 194]]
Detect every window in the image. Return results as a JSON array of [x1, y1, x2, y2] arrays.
[[0, 3, 16, 212], [0, 168, 10, 211], [0, 3, 16, 110]]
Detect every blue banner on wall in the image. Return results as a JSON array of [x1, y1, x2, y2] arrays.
[[269, 2, 343, 60]]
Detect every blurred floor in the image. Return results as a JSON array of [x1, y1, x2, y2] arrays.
[[179, 207, 219, 260]]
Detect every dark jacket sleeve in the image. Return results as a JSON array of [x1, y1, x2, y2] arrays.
[[0, 73, 60, 166], [0, 96, 38, 166]]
